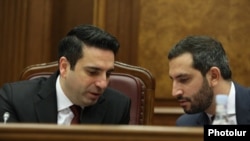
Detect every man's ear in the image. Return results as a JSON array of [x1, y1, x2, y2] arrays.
[[207, 67, 221, 87], [59, 57, 69, 77]]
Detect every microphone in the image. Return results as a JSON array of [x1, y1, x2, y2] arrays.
[[3, 112, 10, 124]]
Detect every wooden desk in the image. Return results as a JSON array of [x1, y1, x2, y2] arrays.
[[0, 123, 203, 141]]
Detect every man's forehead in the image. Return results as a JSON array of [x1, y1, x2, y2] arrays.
[[169, 53, 194, 77], [169, 53, 193, 69]]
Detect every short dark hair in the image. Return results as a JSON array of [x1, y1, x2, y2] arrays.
[[58, 24, 120, 70], [168, 35, 232, 80]]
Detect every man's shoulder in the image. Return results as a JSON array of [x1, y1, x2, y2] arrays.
[[234, 82, 250, 95], [177, 113, 201, 120], [2, 72, 58, 91], [176, 113, 202, 126], [4, 77, 46, 87]]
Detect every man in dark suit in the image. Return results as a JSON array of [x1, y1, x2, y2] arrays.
[[0, 24, 131, 125], [167, 35, 250, 126]]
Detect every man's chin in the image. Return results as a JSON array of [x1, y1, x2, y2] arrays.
[[83, 99, 98, 107], [183, 108, 194, 114]]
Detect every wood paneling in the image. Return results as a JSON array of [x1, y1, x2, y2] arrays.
[[153, 107, 183, 126], [0, 0, 52, 86], [153, 99, 182, 125], [0, 0, 138, 87], [139, 0, 250, 100], [102, 0, 140, 65], [0, 124, 203, 141], [49, 0, 94, 61], [0, 0, 94, 86]]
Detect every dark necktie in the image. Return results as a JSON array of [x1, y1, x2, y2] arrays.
[[70, 105, 81, 124]]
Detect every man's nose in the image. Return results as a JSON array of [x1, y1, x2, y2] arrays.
[[172, 82, 183, 97], [95, 75, 109, 89]]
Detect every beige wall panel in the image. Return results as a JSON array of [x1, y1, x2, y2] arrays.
[[139, 0, 250, 99]]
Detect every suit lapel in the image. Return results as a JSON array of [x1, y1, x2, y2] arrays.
[[197, 112, 210, 125], [34, 72, 58, 123], [234, 82, 250, 124]]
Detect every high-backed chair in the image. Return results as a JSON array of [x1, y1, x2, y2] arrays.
[[19, 61, 155, 125]]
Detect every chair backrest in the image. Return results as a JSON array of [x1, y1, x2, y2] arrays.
[[19, 61, 155, 125]]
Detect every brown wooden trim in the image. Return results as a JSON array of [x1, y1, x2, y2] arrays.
[[93, 0, 106, 28], [154, 98, 180, 107], [0, 124, 203, 141]]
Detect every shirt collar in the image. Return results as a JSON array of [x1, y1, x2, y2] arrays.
[[56, 75, 73, 111], [227, 81, 236, 114]]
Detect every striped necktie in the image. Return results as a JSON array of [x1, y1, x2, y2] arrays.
[[70, 105, 81, 124]]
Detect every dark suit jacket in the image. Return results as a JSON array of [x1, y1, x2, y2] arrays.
[[0, 72, 131, 124], [176, 82, 250, 126]]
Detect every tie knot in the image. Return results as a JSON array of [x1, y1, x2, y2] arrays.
[[70, 105, 81, 124]]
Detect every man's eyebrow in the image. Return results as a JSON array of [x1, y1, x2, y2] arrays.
[[84, 66, 101, 70], [84, 66, 115, 72], [170, 73, 189, 80]]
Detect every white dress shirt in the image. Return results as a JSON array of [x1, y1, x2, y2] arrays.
[[207, 81, 237, 124], [56, 75, 74, 125], [227, 81, 237, 124]]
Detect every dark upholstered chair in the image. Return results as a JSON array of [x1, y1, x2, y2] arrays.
[[19, 61, 155, 125]]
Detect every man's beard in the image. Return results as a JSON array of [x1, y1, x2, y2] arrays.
[[183, 77, 213, 114]]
